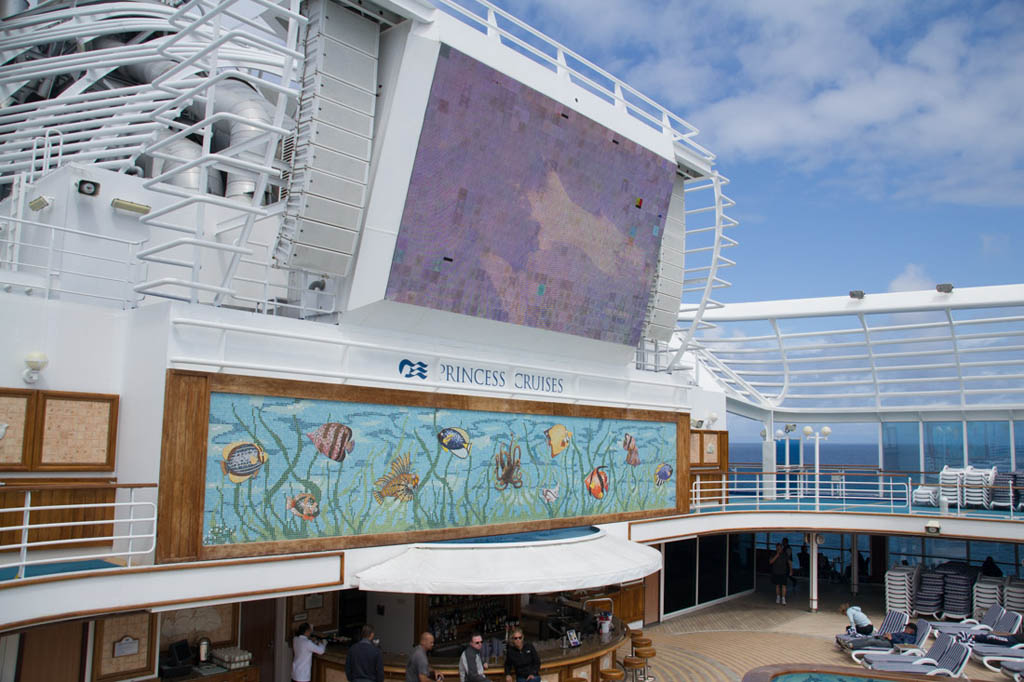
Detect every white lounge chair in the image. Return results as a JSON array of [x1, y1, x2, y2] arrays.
[[860, 628, 951, 669], [867, 635, 971, 678], [850, 619, 931, 664], [1002, 658, 1024, 681], [931, 603, 1004, 637]]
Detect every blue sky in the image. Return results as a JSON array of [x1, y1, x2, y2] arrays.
[[488, 0, 1024, 304]]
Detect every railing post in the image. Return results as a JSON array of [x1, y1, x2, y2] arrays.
[[696, 475, 701, 511], [127, 487, 137, 567], [17, 490, 31, 579]]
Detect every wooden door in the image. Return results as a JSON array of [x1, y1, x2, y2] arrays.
[[16, 621, 85, 682], [643, 569, 660, 626], [240, 599, 276, 682]]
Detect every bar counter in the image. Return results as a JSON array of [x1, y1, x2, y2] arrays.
[[315, 621, 629, 682]]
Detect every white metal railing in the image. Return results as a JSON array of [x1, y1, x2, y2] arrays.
[[690, 469, 1021, 521], [0, 187, 144, 308], [0, 483, 158, 580]]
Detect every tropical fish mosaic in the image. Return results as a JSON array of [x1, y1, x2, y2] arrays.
[[286, 493, 320, 520], [437, 427, 472, 459], [623, 433, 640, 466], [307, 422, 355, 462], [202, 392, 676, 546], [584, 465, 609, 499], [373, 452, 419, 504], [220, 441, 267, 483], [654, 463, 673, 486], [544, 424, 572, 457]]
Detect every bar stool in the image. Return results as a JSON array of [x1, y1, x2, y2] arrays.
[[599, 669, 624, 682], [629, 629, 644, 641], [622, 655, 645, 682], [630, 637, 652, 656], [635, 646, 656, 682]]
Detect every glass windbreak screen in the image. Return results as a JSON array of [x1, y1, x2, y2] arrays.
[[663, 539, 696, 613], [923, 422, 963, 471], [967, 421, 1010, 469], [888, 536, 922, 567], [728, 533, 755, 594], [1015, 421, 1024, 470], [883, 422, 919, 471], [698, 534, 727, 603], [970, 540, 1019, 578]]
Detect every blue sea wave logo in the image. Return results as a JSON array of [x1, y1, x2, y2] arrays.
[[398, 359, 428, 380]]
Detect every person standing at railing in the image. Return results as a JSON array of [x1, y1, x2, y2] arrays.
[[770, 542, 791, 605]]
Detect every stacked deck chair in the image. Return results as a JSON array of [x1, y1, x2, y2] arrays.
[[1002, 658, 1024, 681], [939, 562, 978, 621], [992, 471, 1017, 509], [965, 466, 996, 508], [851, 619, 932, 664], [975, 576, 1007, 619], [1007, 580, 1024, 613], [931, 603, 1004, 638], [939, 466, 967, 508], [886, 564, 919, 614], [972, 610, 1024, 672], [913, 484, 940, 507], [836, 610, 908, 650], [865, 634, 971, 677], [915, 570, 946, 618]]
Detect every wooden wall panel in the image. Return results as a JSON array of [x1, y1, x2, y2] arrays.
[[0, 479, 115, 547], [156, 372, 210, 563]]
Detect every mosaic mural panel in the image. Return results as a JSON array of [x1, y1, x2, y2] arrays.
[[203, 392, 677, 545]]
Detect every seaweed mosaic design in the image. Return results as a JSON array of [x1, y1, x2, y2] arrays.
[[203, 392, 677, 545]]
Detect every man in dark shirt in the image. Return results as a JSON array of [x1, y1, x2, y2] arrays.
[[406, 632, 444, 682], [347, 624, 384, 682], [503, 627, 541, 682], [846, 622, 918, 650]]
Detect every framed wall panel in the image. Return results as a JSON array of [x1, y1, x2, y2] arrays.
[[159, 604, 239, 649], [158, 370, 689, 561], [33, 392, 118, 471], [0, 388, 35, 471], [92, 612, 157, 682]]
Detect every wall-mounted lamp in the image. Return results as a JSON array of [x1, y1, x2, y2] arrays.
[[23, 351, 48, 384], [775, 429, 785, 439], [28, 195, 53, 212], [849, 290, 865, 299], [925, 520, 941, 535], [784, 423, 797, 433], [692, 419, 704, 429], [110, 198, 151, 215], [936, 283, 954, 294], [706, 412, 718, 426]]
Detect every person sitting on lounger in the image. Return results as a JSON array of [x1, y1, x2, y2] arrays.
[[847, 622, 917, 650], [841, 603, 873, 636], [959, 631, 1024, 646]]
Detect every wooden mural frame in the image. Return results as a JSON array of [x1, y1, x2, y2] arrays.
[[0, 388, 36, 471], [91, 612, 158, 682], [157, 370, 691, 562], [32, 391, 119, 471]]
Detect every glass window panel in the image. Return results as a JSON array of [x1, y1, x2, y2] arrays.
[[663, 539, 696, 613], [923, 422, 964, 471], [698, 534, 728, 603], [970, 540, 1018, 576], [883, 422, 919, 472], [924, 538, 967, 560], [1015, 421, 1024, 470], [967, 421, 1010, 469], [728, 533, 755, 595], [888, 536, 922, 557]]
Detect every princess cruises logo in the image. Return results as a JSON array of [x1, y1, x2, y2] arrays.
[[398, 359, 428, 380]]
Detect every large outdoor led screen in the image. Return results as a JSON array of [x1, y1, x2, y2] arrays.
[[385, 45, 676, 345]]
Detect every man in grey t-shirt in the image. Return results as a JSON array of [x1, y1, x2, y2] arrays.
[[406, 632, 444, 682]]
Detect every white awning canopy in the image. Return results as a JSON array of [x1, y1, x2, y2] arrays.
[[354, 528, 661, 594]]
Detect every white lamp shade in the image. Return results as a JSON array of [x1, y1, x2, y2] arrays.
[[802, 425, 813, 436], [821, 426, 832, 437]]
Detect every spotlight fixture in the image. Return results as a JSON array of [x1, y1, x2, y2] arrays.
[[784, 423, 797, 433], [23, 351, 48, 384], [936, 283, 954, 294], [692, 419, 704, 429], [308, 278, 326, 291], [28, 195, 53, 212], [110, 198, 151, 215], [76, 179, 100, 196], [925, 520, 941, 535], [849, 290, 865, 299]]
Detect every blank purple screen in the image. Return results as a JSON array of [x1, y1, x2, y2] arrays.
[[385, 46, 676, 345]]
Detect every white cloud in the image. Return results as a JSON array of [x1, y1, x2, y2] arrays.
[[980, 233, 1010, 257], [888, 264, 932, 292], [495, 0, 1024, 206]]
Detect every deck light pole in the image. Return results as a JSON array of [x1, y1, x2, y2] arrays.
[[803, 425, 831, 511]]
